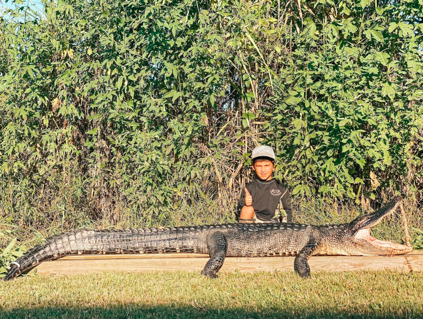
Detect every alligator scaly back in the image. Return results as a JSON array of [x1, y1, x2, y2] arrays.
[[4, 198, 412, 281]]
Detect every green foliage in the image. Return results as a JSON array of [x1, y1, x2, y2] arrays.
[[1, 0, 233, 229], [269, 0, 423, 201], [0, 237, 26, 278], [413, 228, 423, 250], [0, 0, 422, 242]]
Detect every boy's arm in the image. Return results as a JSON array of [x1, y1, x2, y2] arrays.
[[244, 188, 253, 206], [239, 187, 246, 207], [280, 187, 293, 223], [236, 188, 247, 218], [239, 187, 253, 207], [237, 187, 253, 218]]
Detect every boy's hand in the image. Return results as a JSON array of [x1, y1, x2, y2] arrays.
[[244, 188, 253, 207]]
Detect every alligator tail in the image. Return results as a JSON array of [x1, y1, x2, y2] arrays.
[[4, 228, 199, 281], [4, 230, 96, 281]]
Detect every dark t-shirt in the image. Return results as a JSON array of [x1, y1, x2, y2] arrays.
[[237, 178, 292, 222]]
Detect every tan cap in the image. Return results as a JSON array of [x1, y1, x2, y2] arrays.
[[251, 145, 275, 160]]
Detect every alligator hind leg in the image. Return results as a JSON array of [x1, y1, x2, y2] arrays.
[[294, 240, 320, 278], [201, 231, 228, 278]]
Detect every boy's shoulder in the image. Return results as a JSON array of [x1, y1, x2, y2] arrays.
[[272, 179, 290, 191], [247, 178, 287, 188]]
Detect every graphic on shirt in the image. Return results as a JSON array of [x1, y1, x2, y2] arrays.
[[270, 189, 282, 196]]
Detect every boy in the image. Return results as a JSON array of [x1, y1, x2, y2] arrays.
[[237, 145, 292, 223]]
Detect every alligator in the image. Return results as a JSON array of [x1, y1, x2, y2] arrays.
[[4, 198, 412, 281]]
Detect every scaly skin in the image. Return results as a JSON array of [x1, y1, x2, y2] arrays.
[[4, 198, 411, 281]]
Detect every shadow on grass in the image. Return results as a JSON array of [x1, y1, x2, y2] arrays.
[[1, 305, 420, 319]]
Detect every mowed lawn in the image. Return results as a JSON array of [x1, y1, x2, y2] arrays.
[[1, 270, 422, 318]]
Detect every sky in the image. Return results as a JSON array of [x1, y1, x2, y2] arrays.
[[0, 0, 44, 17]]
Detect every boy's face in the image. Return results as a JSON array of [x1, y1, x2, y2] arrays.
[[252, 159, 275, 181]]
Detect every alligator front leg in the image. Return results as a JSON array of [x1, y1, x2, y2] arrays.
[[201, 231, 228, 278], [294, 240, 321, 278]]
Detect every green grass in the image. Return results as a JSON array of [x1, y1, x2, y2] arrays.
[[1, 271, 422, 318]]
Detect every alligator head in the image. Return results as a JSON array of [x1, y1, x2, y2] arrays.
[[322, 198, 413, 256]]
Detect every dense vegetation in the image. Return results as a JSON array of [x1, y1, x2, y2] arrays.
[[0, 0, 422, 270]]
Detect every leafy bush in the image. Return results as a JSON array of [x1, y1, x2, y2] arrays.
[[0, 237, 26, 279], [412, 228, 423, 250], [0, 0, 422, 241], [269, 0, 423, 202]]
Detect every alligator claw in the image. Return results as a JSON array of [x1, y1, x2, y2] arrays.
[[202, 272, 219, 279], [4, 264, 20, 282]]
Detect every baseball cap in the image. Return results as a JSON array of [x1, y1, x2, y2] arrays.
[[251, 145, 276, 161]]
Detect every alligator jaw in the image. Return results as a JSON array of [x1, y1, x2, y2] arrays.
[[353, 228, 412, 255], [345, 198, 412, 255], [348, 197, 402, 233]]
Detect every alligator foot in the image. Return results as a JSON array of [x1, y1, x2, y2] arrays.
[[294, 239, 321, 278], [201, 231, 228, 278], [294, 255, 311, 278]]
